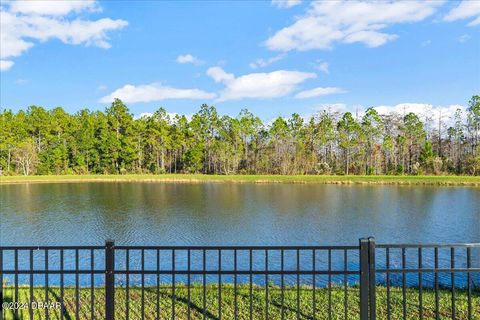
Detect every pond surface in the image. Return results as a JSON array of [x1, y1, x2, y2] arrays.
[[1, 182, 479, 246], [1, 182, 479, 287]]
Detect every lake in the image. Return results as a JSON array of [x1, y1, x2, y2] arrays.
[[1, 182, 479, 287], [1, 182, 479, 246]]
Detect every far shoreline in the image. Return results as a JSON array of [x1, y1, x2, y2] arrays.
[[1, 174, 479, 186]]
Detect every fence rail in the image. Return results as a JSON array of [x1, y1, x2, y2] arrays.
[[1, 238, 479, 320]]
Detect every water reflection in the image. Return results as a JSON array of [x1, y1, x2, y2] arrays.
[[1, 183, 479, 246]]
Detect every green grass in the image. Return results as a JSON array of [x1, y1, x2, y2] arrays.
[[1, 174, 479, 186], [2, 285, 479, 319]]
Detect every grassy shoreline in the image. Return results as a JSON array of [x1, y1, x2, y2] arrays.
[[2, 285, 478, 319], [1, 174, 479, 186]]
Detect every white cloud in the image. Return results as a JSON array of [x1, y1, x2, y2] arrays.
[[206, 67, 235, 83], [176, 54, 203, 65], [311, 103, 349, 117], [249, 53, 286, 69], [0, 0, 127, 71], [271, 0, 302, 9], [311, 103, 467, 126], [315, 60, 329, 74], [9, 0, 99, 16], [374, 103, 466, 125], [0, 60, 14, 71], [99, 83, 216, 104], [444, 1, 480, 26], [266, 1, 442, 51], [421, 40, 432, 47], [206, 67, 316, 101], [458, 34, 471, 43], [295, 87, 345, 99]]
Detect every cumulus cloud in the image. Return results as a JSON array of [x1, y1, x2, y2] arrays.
[[271, 0, 302, 9], [266, 1, 442, 51], [0, 60, 14, 71], [444, 1, 480, 26], [249, 53, 286, 69], [206, 67, 316, 102], [176, 54, 203, 65], [99, 83, 216, 104], [315, 61, 329, 74], [0, 0, 127, 71], [9, 0, 100, 16], [206, 67, 235, 83], [295, 87, 345, 99], [371, 103, 467, 128]]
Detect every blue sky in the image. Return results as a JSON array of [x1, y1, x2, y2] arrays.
[[1, 0, 479, 120]]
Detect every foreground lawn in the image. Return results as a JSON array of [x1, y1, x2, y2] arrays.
[[2, 285, 478, 319], [1, 174, 480, 186]]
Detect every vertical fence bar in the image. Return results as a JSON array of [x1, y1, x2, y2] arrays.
[[45, 248, 49, 320], [328, 249, 332, 320], [368, 238, 376, 320], [218, 249, 222, 320], [402, 248, 406, 320], [450, 247, 455, 320], [434, 247, 439, 320], [126, 249, 130, 320], [203, 249, 206, 320], [105, 240, 115, 320], [171, 249, 175, 320], [313, 249, 317, 320], [343, 249, 347, 320], [466, 247, 471, 320], [281, 249, 284, 320], [296, 249, 300, 320], [386, 248, 391, 320], [0, 249, 2, 320], [75, 249, 79, 320], [141, 249, 145, 320], [359, 238, 369, 320], [60, 249, 64, 320], [157, 249, 160, 320], [249, 249, 252, 320], [418, 248, 423, 320], [187, 249, 191, 320], [234, 249, 237, 320], [28, 249, 32, 320], [15, 249, 19, 320], [90, 249, 95, 320], [265, 249, 268, 320]]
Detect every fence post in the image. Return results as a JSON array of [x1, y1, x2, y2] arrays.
[[105, 240, 115, 320], [359, 238, 370, 320], [368, 237, 376, 320]]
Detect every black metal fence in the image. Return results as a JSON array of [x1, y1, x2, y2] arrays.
[[1, 238, 478, 320]]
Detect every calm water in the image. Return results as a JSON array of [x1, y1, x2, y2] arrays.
[[1, 182, 479, 287], [0, 183, 480, 245], [1, 182, 479, 245]]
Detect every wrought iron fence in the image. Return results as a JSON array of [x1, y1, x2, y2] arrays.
[[1, 238, 478, 320]]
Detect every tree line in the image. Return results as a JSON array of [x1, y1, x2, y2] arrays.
[[1, 96, 479, 176]]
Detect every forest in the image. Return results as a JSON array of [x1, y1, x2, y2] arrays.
[[0, 96, 479, 176]]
